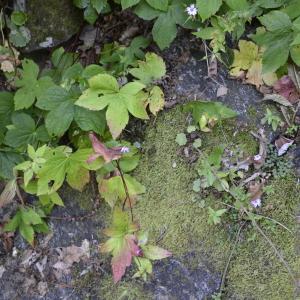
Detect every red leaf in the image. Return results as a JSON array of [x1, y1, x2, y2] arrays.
[[111, 234, 141, 283], [88, 133, 124, 163], [273, 76, 300, 104]]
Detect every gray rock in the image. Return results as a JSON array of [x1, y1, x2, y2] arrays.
[[14, 0, 83, 52]]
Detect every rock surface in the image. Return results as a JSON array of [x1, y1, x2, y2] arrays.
[[14, 0, 83, 52]]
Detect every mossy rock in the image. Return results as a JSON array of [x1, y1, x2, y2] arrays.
[[17, 0, 82, 51], [99, 106, 299, 299]]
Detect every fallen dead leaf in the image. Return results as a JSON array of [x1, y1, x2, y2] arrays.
[[0, 179, 17, 209], [208, 55, 217, 77], [273, 75, 300, 104], [275, 136, 294, 156], [217, 85, 228, 97]]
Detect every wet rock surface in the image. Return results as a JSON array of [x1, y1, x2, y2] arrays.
[[14, 0, 82, 52]]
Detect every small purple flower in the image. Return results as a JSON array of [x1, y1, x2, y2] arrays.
[[120, 146, 130, 153], [251, 198, 261, 208], [186, 4, 198, 17]]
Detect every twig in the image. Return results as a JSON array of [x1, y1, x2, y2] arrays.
[[115, 160, 133, 221]]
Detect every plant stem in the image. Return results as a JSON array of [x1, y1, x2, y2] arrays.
[[115, 160, 133, 221]]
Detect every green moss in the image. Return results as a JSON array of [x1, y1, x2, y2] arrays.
[[134, 106, 231, 263], [226, 177, 300, 300], [99, 275, 152, 300]]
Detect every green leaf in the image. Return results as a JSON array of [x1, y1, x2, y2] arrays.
[[40, 192, 64, 206], [193, 179, 201, 192], [19, 223, 34, 245], [84, 5, 98, 24], [134, 1, 161, 20], [4, 113, 49, 149], [20, 208, 43, 225], [73, 0, 89, 8], [0, 150, 23, 179], [291, 45, 300, 66], [129, 53, 166, 85], [184, 101, 237, 127], [74, 107, 106, 135], [121, 0, 140, 9], [0, 92, 14, 132], [258, 11, 292, 32], [9, 26, 31, 47], [262, 40, 290, 73], [147, 86, 165, 115], [99, 174, 145, 207], [146, 0, 168, 11], [11, 11, 27, 26], [82, 64, 105, 79], [196, 0, 222, 21], [14, 59, 53, 110], [225, 0, 249, 10], [37, 85, 79, 137], [193, 138, 202, 148], [4, 211, 21, 232], [175, 133, 187, 146], [152, 12, 177, 50], [76, 74, 148, 138], [91, 0, 107, 13]]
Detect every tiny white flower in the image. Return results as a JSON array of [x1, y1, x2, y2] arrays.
[[120, 146, 130, 153], [253, 154, 262, 161], [186, 4, 198, 17], [251, 198, 261, 208]]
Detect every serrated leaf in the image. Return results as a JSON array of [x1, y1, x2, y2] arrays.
[[258, 11, 292, 31], [134, 1, 161, 20], [152, 13, 177, 50], [14, 59, 53, 110], [19, 223, 34, 245], [20, 208, 43, 225], [9, 26, 31, 47], [99, 174, 145, 207], [4, 113, 50, 149], [101, 208, 140, 283], [0, 150, 23, 179], [196, 0, 222, 21], [147, 86, 164, 115], [129, 53, 166, 85], [76, 75, 148, 138], [4, 211, 21, 232]]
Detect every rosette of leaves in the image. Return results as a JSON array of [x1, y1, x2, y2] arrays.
[[101, 208, 171, 283], [251, 10, 300, 73], [73, 0, 109, 24]]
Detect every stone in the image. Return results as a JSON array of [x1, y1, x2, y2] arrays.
[[14, 0, 83, 52]]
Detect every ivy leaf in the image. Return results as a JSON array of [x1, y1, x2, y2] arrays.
[[84, 5, 98, 24], [4, 113, 49, 149], [76, 74, 148, 138], [129, 53, 166, 85], [14, 59, 53, 110], [196, 0, 222, 21], [99, 174, 145, 207], [101, 208, 140, 283]]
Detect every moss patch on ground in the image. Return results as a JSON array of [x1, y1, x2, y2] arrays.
[[97, 106, 298, 299]]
